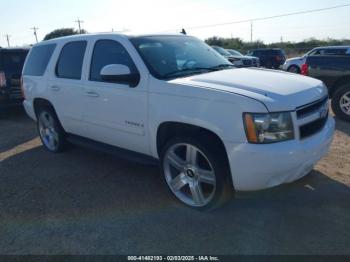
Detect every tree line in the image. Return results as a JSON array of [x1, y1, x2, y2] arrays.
[[205, 36, 350, 56], [42, 28, 350, 57]]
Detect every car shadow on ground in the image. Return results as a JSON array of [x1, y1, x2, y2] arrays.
[[0, 144, 349, 255], [335, 117, 350, 136]]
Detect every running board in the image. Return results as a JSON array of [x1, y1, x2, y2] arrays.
[[66, 134, 159, 166]]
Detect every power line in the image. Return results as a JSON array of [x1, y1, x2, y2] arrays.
[[163, 3, 350, 32], [31, 27, 39, 43]]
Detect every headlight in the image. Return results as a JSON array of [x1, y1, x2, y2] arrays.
[[243, 112, 294, 144]]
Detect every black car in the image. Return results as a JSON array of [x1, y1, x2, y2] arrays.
[[0, 47, 29, 109], [302, 54, 350, 122], [247, 48, 286, 69]]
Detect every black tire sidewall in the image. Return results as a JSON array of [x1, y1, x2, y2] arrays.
[[288, 65, 300, 74], [331, 85, 350, 122], [37, 107, 66, 153], [160, 136, 234, 211]]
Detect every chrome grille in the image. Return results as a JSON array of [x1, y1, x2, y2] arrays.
[[296, 96, 329, 139]]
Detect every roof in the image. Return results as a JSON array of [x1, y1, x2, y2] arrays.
[[314, 46, 350, 49], [37, 32, 187, 45]]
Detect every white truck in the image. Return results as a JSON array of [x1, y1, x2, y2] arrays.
[[22, 34, 335, 209]]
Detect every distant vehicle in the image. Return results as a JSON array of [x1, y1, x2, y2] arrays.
[[247, 48, 286, 69], [226, 49, 260, 67], [0, 48, 29, 109], [22, 33, 334, 209], [283, 46, 350, 74], [302, 54, 350, 121], [211, 46, 254, 67]]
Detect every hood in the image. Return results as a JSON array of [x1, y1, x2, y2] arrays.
[[244, 55, 259, 60], [286, 56, 303, 62], [172, 68, 327, 112]]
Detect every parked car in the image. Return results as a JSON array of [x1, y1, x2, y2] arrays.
[[0, 47, 29, 109], [283, 46, 350, 74], [247, 48, 286, 69], [226, 49, 260, 67], [22, 34, 334, 209], [211, 46, 253, 67], [301, 54, 350, 121]]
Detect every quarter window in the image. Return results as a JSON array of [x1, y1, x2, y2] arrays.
[[56, 41, 87, 80], [23, 44, 56, 76], [90, 40, 138, 82]]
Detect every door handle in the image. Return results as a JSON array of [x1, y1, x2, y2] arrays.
[[85, 91, 99, 97], [50, 86, 60, 91]]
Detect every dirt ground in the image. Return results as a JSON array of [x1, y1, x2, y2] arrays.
[[0, 108, 349, 255], [315, 115, 350, 186]]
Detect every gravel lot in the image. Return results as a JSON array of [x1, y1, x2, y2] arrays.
[[0, 109, 349, 255]]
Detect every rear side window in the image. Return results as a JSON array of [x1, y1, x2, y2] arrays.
[[23, 44, 56, 76], [0, 51, 28, 71], [90, 40, 138, 82], [56, 41, 87, 80]]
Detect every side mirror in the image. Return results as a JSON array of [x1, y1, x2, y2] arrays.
[[100, 64, 140, 87]]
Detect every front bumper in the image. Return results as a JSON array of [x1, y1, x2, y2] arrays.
[[225, 116, 335, 191]]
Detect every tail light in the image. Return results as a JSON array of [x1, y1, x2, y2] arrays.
[[0, 71, 6, 88], [301, 64, 309, 76], [20, 76, 26, 99]]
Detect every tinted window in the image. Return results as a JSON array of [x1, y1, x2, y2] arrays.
[[56, 41, 87, 79], [0, 51, 28, 72], [23, 44, 56, 76], [324, 49, 347, 55], [90, 40, 138, 82]]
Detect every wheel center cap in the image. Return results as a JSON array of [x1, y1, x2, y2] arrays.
[[186, 169, 195, 178]]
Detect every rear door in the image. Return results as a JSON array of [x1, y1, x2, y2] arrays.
[[47, 40, 89, 136]]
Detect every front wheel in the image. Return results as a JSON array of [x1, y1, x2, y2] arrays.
[[160, 137, 234, 210], [331, 84, 350, 122]]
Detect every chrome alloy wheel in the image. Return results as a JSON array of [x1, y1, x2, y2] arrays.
[[340, 91, 350, 116], [163, 143, 216, 207], [38, 111, 59, 151]]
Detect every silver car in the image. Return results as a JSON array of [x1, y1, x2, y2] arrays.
[[226, 49, 260, 67]]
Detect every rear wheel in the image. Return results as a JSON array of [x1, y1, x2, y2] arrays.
[[160, 137, 234, 210], [287, 65, 300, 74], [37, 107, 67, 153], [331, 84, 350, 122]]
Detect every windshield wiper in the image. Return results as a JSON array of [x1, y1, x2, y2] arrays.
[[163, 67, 216, 79], [208, 64, 235, 70]]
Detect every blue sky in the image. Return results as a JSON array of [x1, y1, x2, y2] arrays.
[[1, 0, 350, 47]]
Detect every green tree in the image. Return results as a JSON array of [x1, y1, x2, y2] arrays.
[[43, 28, 87, 41]]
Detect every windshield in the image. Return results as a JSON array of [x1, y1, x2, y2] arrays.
[[212, 46, 231, 56], [131, 36, 232, 79]]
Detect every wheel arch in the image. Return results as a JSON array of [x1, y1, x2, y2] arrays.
[[329, 75, 350, 97]]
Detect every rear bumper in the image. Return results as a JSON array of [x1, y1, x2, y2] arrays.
[[23, 100, 36, 120], [225, 116, 335, 191]]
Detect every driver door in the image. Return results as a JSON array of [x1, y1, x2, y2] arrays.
[[82, 39, 149, 155]]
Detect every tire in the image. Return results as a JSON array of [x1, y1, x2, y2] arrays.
[[160, 136, 234, 210], [331, 84, 350, 122], [36, 106, 67, 153], [287, 65, 301, 74]]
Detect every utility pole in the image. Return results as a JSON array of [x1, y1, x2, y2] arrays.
[[250, 21, 253, 43], [31, 27, 39, 43], [4, 34, 10, 47], [75, 18, 84, 33]]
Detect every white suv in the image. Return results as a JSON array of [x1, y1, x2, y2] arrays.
[[22, 33, 335, 209]]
